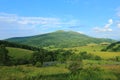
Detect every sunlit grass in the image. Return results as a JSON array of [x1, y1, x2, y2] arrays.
[[7, 47, 33, 59]]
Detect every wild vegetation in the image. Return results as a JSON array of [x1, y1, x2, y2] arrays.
[[0, 31, 120, 80], [102, 41, 120, 52]]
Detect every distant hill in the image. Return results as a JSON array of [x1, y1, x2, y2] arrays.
[[6, 30, 115, 48], [102, 41, 120, 52]]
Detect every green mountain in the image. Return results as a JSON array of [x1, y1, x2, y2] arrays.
[[102, 41, 120, 52], [6, 30, 115, 48]]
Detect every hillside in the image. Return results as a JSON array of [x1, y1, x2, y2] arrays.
[[6, 30, 115, 48], [0, 40, 40, 51], [102, 41, 120, 52], [7, 47, 33, 60]]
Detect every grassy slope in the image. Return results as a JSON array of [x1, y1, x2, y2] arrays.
[[7, 47, 33, 60], [66, 45, 120, 59], [6, 30, 115, 48], [0, 45, 119, 80], [6, 45, 120, 60], [103, 41, 120, 52]]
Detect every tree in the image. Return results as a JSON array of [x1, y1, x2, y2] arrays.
[[31, 49, 46, 65], [0, 45, 10, 65], [56, 50, 73, 63], [68, 54, 83, 74]]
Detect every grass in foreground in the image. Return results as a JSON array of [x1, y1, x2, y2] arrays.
[[0, 61, 120, 80]]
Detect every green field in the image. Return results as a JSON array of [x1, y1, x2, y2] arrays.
[[7, 45, 120, 60], [0, 62, 120, 80], [0, 45, 120, 80], [66, 45, 120, 59], [7, 47, 33, 60], [0, 65, 69, 80]]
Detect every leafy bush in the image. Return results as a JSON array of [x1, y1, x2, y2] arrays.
[[35, 62, 42, 67], [94, 56, 102, 60], [68, 61, 82, 74]]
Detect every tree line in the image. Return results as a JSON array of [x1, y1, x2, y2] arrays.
[[0, 40, 40, 51]]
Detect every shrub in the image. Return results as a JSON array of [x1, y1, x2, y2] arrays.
[[35, 62, 42, 67], [94, 56, 102, 60], [68, 61, 82, 74]]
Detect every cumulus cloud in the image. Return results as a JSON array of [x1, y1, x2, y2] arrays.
[[94, 19, 113, 32], [0, 12, 80, 29], [0, 12, 81, 39], [115, 21, 120, 28], [117, 23, 120, 28], [0, 13, 60, 26]]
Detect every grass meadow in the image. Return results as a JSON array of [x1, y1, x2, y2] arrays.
[[0, 45, 119, 80]]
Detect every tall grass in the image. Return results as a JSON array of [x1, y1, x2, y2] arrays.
[[0, 65, 119, 80]]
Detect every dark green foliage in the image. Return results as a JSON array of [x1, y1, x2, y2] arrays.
[[79, 51, 102, 60], [68, 54, 83, 74], [69, 54, 82, 61], [56, 49, 73, 63], [68, 61, 82, 74], [109, 56, 120, 62], [0, 45, 11, 66], [31, 49, 46, 65], [11, 58, 30, 65], [6, 30, 115, 48], [102, 41, 120, 52], [31, 49, 58, 65], [115, 56, 120, 61], [35, 62, 42, 67], [94, 55, 102, 60], [79, 51, 93, 59], [0, 40, 40, 51]]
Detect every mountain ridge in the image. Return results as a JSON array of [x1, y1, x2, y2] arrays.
[[6, 30, 115, 48]]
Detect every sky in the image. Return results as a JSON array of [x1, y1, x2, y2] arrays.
[[0, 0, 120, 40]]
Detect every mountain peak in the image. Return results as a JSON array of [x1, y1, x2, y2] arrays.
[[54, 30, 81, 34], [55, 30, 65, 32]]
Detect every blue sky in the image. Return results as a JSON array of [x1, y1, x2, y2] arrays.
[[0, 0, 120, 40]]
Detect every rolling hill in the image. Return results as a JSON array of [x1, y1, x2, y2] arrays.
[[102, 41, 120, 52], [7, 47, 33, 60], [6, 30, 115, 48]]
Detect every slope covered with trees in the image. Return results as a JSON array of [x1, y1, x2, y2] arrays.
[[102, 41, 120, 52], [6, 30, 115, 48], [0, 40, 40, 51]]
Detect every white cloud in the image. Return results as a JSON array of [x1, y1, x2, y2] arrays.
[[0, 13, 60, 26], [94, 19, 113, 32], [117, 23, 120, 28], [0, 12, 81, 39], [0, 12, 80, 29]]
